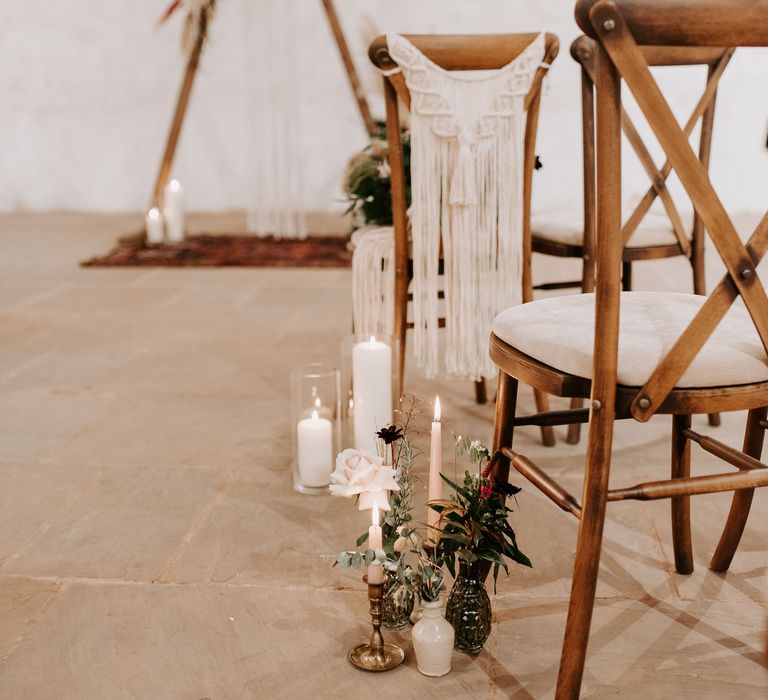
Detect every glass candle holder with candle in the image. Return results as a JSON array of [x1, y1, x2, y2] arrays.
[[340, 334, 400, 458], [290, 363, 341, 494]]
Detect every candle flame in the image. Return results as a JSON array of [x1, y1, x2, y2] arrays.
[[311, 410, 319, 421], [169, 178, 181, 191], [314, 397, 321, 409], [148, 207, 160, 220], [434, 395, 441, 422], [369, 335, 376, 345], [372, 502, 379, 527]]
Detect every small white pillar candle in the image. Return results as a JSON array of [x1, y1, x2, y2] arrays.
[[163, 178, 185, 243], [296, 410, 333, 487], [352, 336, 393, 455], [367, 503, 385, 584], [145, 207, 165, 244], [427, 396, 442, 541]]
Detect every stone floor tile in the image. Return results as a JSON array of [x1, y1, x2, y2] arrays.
[[2, 466, 225, 581], [0, 464, 98, 567], [0, 390, 113, 465], [0, 578, 61, 662], [50, 395, 282, 470]]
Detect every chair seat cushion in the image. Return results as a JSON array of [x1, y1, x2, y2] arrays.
[[492, 292, 768, 388], [532, 210, 680, 248]]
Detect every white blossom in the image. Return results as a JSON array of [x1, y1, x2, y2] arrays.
[[329, 448, 400, 509]]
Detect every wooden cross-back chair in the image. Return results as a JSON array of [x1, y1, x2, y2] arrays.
[[487, 0, 768, 696], [547, 36, 732, 444], [368, 33, 560, 445], [533, 37, 733, 298]]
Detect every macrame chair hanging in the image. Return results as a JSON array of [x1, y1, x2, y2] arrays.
[[353, 33, 547, 383]]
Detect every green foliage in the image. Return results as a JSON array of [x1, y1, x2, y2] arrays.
[[417, 551, 447, 602], [334, 548, 386, 570], [343, 123, 411, 228], [430, 440, 531, 593], [453, 434, 491, 469]]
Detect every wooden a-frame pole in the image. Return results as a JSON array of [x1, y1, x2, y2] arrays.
[[320, 0, 377, 137]]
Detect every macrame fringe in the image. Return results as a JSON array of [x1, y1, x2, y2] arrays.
[[351, 226, 395, 339], [387, 33, 543, 381]]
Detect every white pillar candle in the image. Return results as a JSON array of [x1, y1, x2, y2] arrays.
[[296, 410, 333, 487], [427, 396, 442, 541], [163, 178, 185, 243], [367, 503, 385, 584], [352, 336, 393, 455], [145, 207, 165, 244]]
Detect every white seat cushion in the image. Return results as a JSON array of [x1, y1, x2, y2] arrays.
[[492, 292, 768, 387], [532, 210, 680, 248]]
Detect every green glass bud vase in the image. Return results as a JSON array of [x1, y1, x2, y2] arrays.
[[445, 560, 492, 653], [382, 569, 415, 630]]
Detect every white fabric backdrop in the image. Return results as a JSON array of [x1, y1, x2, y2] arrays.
[[1, 0, 766, 219]]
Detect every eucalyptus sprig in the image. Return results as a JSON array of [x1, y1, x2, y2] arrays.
[[333, 548, 387, 570], [416, 551, 447, 603]]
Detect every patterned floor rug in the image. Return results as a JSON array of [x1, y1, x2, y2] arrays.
[[81, 232, 352, 268]]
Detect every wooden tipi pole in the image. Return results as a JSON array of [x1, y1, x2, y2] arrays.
[[320, 0, 377, 137], [149, 30, 206, 210]]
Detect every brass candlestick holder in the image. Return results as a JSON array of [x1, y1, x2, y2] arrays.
[[349, 576, 405, 672]]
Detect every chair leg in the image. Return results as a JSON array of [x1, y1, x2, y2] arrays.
[[474, 378, 488, 405], [491, 370, 519, 486], [479, 371, 519, 584], [690, 244, 721, 428], [566, 398, 584, 445], [621, 261, 632, 291], [533, 388, 556, 447], [566, 257, 596, 446], [691, 235, 706, 297], [555, 419, 612, 699], [393, 283, 408, 400], [671, 414, 694, 574], [710, 406, 767, 572]]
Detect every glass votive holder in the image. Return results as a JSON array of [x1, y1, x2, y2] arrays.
[[290, 363, 341, 494], [340, 334, 401, 456]]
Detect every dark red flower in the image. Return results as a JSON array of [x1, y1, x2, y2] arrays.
[[376, 425, 404, 445]]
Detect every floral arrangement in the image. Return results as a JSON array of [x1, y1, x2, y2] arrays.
[[328, 397, 424, 621], [343, 123, 411, 230], [430, 436, 532, 592], [328, 395, 532, 653]]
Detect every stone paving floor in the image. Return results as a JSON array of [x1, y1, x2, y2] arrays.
[[0, 213, 766, 698]]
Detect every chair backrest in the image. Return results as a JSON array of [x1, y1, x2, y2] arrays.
[[573, 0, 768, 421], [571, 34, 733, 268], [576, 0, 768, 46], [368, 33, 559, 304], [368, 33, 560, 381]]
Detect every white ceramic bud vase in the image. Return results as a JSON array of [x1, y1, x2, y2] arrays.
[[412, 599, 454, 676]]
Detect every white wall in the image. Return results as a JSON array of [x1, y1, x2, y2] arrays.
[[2, 1, 767, 216]]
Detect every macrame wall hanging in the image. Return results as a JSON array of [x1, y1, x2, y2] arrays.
[[353, 33, 545, 381], [243, 0, 306, 239], [144, 0, 375, 241]]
